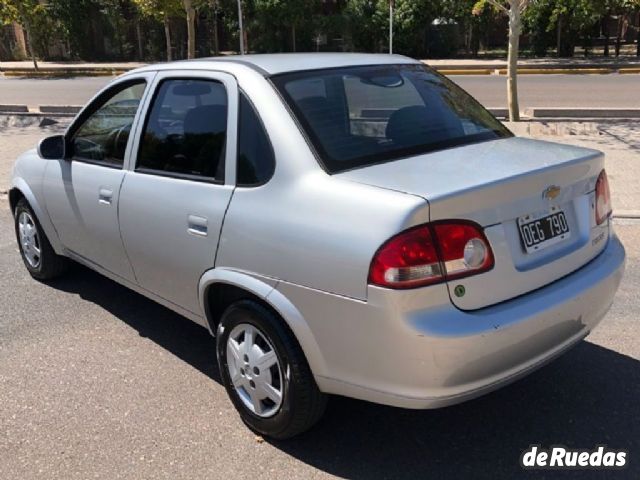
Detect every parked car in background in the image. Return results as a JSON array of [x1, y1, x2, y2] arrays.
[[9, 54, 625, 439]]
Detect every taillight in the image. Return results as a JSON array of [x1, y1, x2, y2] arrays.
[[368, 225, 443, 289], [433, 223, 494, 281], [369, 221, 494, 289], [595, 169, 612, 225]]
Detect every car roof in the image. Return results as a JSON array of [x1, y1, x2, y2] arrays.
[[130, 53, 421, 77]]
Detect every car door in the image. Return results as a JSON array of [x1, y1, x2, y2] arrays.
[[118, 71, 237, 316], [43, 74, 154, 282]]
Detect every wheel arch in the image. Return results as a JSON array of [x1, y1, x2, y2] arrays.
[[199, 268, 328, 378], [9, 179, 64, 254]]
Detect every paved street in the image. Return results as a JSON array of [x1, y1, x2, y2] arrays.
[[0, 77, 110, 107], [2, 73, 640, 109], [1, 118, 639, 478], [0, 202, 638, 479], [455, 74, 640, 108]]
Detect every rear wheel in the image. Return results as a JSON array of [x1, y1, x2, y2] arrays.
[[14, 198, 69, 280], [217, 300, 327, 439]]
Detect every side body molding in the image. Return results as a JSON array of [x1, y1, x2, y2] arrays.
[[198, 268, 328, 379]]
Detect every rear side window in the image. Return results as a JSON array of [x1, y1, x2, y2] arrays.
[[237, 92, 275, 186], [137, 79, 227, 182]]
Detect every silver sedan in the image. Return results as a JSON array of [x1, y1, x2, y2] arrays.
[[9, 53, 625, 439]]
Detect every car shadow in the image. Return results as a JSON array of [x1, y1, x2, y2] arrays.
[[49, 264, 639, 479], [49, 263, 221, 383]]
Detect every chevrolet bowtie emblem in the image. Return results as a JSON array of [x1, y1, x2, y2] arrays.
[[543, 185, 561, 201]]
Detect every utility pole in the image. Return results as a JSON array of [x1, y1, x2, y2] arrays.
[[237, 0, 245, 54], [389, 0, 394, 54]]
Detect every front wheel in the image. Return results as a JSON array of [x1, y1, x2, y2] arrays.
[[216, 300, 327, 439], [14, 198, 69, 280]]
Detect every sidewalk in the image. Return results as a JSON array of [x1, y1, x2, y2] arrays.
[[426, 56, 640, 67], [428, 57, 640, 75], [506, 121, 640, 215], [0, 61, 147, 69]]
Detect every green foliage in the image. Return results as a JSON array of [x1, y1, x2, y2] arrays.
[[2, 0, 639, 62], [344, 0, 386, 52], [0, 0, 54, 63], [132, 0, 183, 20], [0, 0, 46, 28], [345, 0, 444, 57], [249, 0, 318, 52]]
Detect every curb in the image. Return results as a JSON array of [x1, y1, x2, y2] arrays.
[[524, 108, 640, 119], [618, 68, 640, 74], [0, 104, 29, 113], [1, 69, 128, 78], [436, 69, 493, 75], [39, 105, 82, 114], [611, 210, 640, 220], [494, 67, 614, 75], [0, 105, 81, 115]]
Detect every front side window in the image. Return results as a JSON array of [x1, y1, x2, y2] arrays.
[[272, 64, 512, 173], [137, 79, 227, 181], [70, 81, 146, 167]]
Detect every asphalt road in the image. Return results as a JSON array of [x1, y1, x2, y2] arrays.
[[1, 73, 640, 109], [1, 204, 639, 478]]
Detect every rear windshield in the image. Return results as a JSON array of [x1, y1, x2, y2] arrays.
[[271, 64, 512, 173]]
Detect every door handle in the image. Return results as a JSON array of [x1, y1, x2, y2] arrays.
[[98, 187, 113, 205], [187, 214, 208, 237]]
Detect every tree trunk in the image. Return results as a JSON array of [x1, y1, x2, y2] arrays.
[[603, 13, 610, 57], [12, 23, 28, 59], [507, 5, 521, 122], [637, 10, 640, 57], [184, 0, 196, 59], [211, 2, 219, 55], [23, 23, 39, 71], [556, 14, 562, 57], [471, 22, 480, 57], [164, 15, 173, 61], [136, 21, 144, 60], [292, 25, 296, 52], [615, 15, 623, 57]]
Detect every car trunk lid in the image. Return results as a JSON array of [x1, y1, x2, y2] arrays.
[[339, 137, 609, 310]]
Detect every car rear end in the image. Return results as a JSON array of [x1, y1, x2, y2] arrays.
[[269, 61, 626, 408], [317, 143, 625, 408]]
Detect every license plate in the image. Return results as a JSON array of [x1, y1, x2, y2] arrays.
[[518, 207, 570, 253]]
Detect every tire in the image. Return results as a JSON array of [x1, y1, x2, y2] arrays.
[[216, 300, 327, 439], [14, 198, 69, 280]]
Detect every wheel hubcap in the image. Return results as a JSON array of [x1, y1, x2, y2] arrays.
[[18, 212, 41, 269], [226, 323, 283, 418]]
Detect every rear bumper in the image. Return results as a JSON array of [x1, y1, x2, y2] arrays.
[[280, 233, 625, 409]]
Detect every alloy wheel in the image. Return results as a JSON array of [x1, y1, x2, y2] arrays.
[[226, 323, 283, 418], [18, 212, 41, 269]]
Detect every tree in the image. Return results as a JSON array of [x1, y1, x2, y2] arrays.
[[345, 0, 387, 52], [345, 0, 439, 57], [0, 0, 50, 69], [183, 0, 196, 58], [524, 0, 601, 57], [132, 0, 182, 60], [474, 0, 531, 121]]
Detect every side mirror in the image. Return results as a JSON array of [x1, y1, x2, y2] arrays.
[[37, 135, 66, 160]]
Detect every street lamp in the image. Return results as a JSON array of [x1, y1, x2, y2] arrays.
[[389, 0, 394, 54], [237, 0, 245, 55]]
